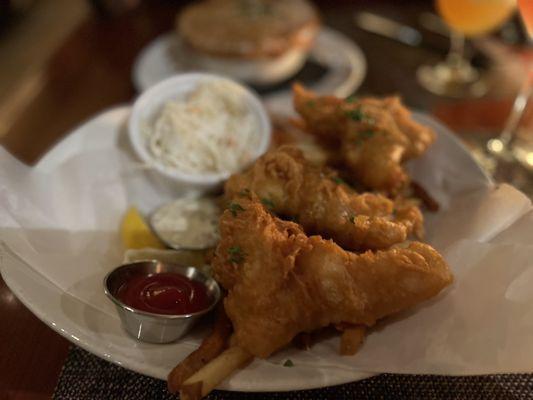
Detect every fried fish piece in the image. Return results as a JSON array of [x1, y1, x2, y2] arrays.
[[293, 84, 436, 194], [213, 199, 452, 358], [225, 145, 423, 250]]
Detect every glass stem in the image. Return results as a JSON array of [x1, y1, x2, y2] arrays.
[[498, 78, 532, 148], [446, 30, 466, 67]]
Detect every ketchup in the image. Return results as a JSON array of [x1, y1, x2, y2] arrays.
[[117, 272, 211, 315]]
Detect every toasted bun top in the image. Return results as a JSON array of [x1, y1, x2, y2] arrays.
[[178, 0, 320, 58]]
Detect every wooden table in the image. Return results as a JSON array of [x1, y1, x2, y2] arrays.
[[0, 1, 526, 398]]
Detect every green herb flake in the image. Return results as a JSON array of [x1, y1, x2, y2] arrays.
[[261, 198, 275, 210], [283, 359, 294, 367], [345, 108, 374, 124], [344, 108, 364, 121], [345, 95, 358, 103], [228, 246, 245, 264], [228, 202, 245, 217], [331, 176, 346, 185], [348, 214, 356, 223], [306, 100, 317, 108]]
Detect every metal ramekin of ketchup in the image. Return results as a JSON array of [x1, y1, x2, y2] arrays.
[[104, 261, 221, 343]]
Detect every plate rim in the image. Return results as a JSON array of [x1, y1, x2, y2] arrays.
[[131, 26, 368, 98]]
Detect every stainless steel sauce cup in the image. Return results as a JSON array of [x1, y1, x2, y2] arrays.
[[104, 260, 221, 343]]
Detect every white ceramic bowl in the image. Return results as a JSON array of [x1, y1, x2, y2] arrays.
[[128, 73, 271, 193]]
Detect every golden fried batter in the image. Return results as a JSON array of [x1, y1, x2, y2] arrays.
[[213, 199, 453, 358], [293, 84, 436, 194], [225, 145, 423, 250]]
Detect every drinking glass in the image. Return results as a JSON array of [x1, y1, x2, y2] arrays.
[[418, 0, 517, 98], [485, 0, 533, 195], [517, 0, 533, 36]]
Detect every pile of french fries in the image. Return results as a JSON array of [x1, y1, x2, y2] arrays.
[[167, 305, 367, 399], [167, 306, 252, 400]]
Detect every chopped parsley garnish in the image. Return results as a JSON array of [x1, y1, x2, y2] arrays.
[[345, 95, 358, 103], [348, 214, 356, 223], [331, 176, 347, 185], [261, 198, 275, 210], [238, 188, 251, 198], [283, 359, 294, 367], [228, 246, 245, 264], [306, 100, 317, 108], [345, 108, 364, 121], [345, 108, 374, 124], [228, 202, 245, 217]]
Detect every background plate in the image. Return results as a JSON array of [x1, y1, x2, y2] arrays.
[[132, 27, 367, 114]]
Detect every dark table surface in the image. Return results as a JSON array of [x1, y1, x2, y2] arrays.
[[0, 1, 529, 399]]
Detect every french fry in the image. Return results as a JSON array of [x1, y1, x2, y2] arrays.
[[180, 346, 253, 400], [167, 306, 232, 393], [339, 325, 366, 356]]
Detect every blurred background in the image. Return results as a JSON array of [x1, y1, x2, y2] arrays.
[[0, 0, 531, 193], [0, 1, 532, 398]]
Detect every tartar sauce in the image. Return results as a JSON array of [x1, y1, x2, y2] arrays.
[[150, 197, 220, 250], [142, 80, 260, 174]]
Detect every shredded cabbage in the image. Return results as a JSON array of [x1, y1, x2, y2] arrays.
[[142, 80, 260, 174]]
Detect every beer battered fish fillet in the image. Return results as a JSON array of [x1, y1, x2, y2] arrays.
[[293, 84, 436, 194], [213, 199, 453, 358], [225, 145, 423, 250]]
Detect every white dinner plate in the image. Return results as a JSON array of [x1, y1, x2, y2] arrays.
[[132, 27, 367, 114], [0, 106, 491, 392]]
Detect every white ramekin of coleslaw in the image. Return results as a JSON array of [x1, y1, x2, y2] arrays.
[[129, 73, 271, 193]]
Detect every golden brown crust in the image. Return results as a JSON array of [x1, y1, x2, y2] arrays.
[[167, 84, 448, 395], [293, 84, 436, 195], [224, 145, 423, 250], [177, 0, 320, 59], [213, 199, 453, 358]]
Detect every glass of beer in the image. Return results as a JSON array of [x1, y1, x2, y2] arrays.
[[417, 0, 516, 98]]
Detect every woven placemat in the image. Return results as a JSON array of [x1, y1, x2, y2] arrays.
[[53, 346, 533, 399]]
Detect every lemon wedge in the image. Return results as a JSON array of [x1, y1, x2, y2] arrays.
[[120, 206, 165, 249]]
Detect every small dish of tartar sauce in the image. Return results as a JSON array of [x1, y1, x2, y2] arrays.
[[150, 197, 220, 250], [128, 73, 271, 192]]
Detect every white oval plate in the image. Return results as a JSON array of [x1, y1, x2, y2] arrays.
[[132, 27, 367, 114], [0, 107, 490, 392]]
